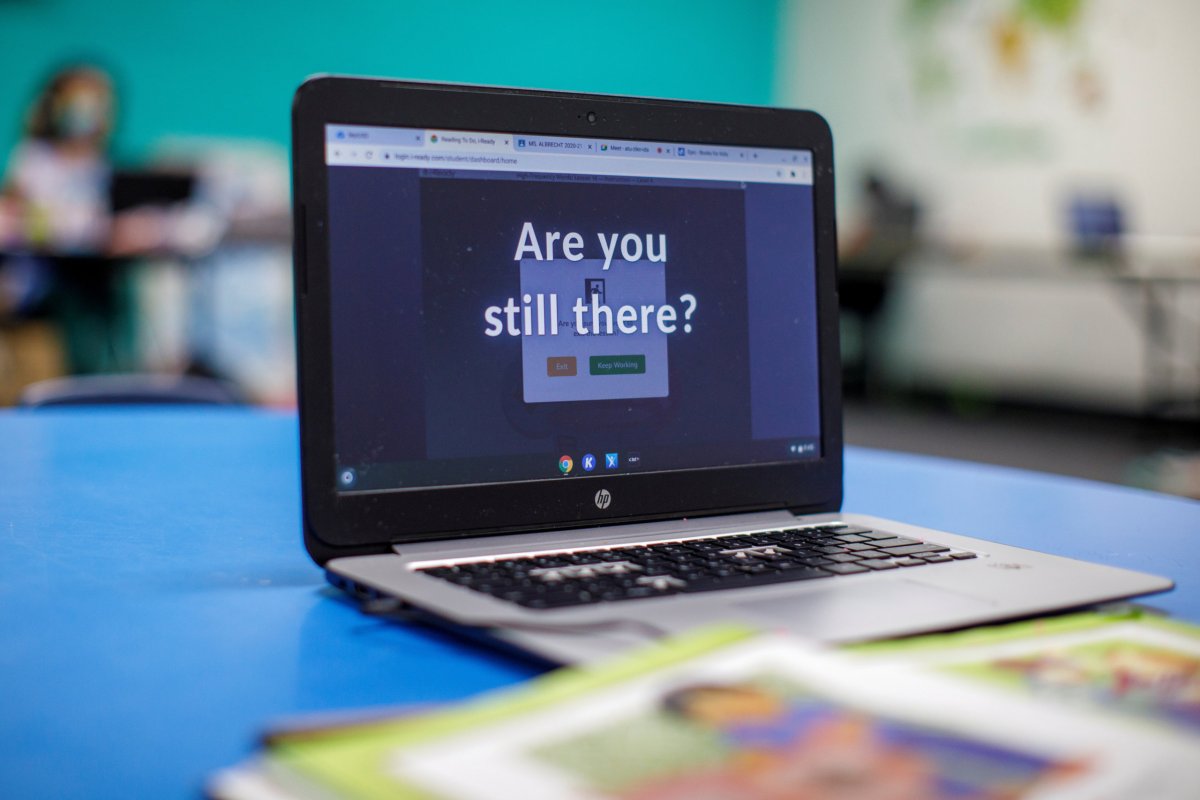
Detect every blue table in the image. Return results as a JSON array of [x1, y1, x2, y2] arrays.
[[1, 408, 1196, 798]]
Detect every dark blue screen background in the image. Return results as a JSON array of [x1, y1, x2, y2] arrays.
[[326, 166, 820, 489]]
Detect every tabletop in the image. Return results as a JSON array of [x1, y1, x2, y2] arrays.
[[1, 408, 1196, 798]]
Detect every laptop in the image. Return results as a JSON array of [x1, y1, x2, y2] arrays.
[[291, 77, 1172, 665]]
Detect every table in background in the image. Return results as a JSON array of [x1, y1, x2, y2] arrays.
[[0, 408, 1196, 798]]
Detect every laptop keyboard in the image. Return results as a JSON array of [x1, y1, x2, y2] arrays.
[[417, 524, 977, 610]]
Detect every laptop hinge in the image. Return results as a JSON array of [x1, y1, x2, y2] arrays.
[[384, 504, 817, 557], [385, 508, 849, 559]]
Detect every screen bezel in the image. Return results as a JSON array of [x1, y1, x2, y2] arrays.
[[292, 77, 842, 561]]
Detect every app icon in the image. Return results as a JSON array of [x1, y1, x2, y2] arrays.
[[430, 133, 439, 143], [605, 453, 619, 469], [600, 143, 608, 151], [584, 277, 606, 305], [626, 452, 642, 469], [338, 467, 357, 487], [558, 455, 574, 474], [582, 453, 597, 472], [517, 138, 526, 148], [677, 146, 686, 157]]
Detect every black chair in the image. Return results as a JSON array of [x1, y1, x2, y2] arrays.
[[19, 374, 243, 407]]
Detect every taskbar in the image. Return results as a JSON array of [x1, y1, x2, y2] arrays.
[[335, 437, 819, 494]]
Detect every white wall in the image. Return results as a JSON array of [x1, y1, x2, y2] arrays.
[[776, 0, 1200, 412], [777, 0, 1200, 254]]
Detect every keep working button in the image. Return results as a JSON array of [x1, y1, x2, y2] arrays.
[[589, 355, 646, 376]]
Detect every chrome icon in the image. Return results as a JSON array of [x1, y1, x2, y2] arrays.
[[558, 455, 574, 475]]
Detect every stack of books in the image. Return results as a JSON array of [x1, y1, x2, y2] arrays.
[[209, 609, 1200, 799]]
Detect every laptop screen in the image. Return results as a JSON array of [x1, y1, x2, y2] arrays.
[[323, 124, 821, 493]]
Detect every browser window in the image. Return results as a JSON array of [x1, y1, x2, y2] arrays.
[[324, 124, 820, 492]]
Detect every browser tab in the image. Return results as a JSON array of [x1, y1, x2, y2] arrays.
[[326, 124, 424, 147], [427, 130, 511, 151], [515, 135, 596, 154], [597, 140, 659, 158]]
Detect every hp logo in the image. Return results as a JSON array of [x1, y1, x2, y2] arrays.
[[594, 489, 612, 510]]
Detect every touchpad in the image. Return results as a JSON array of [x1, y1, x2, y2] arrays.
[[732, 579, 997, 641]]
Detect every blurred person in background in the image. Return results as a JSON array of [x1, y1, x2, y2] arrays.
[[1, 65, 114, 256], [0, 63, 172, 376]]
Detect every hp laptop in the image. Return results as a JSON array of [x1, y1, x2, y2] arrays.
[[291, 77, 1171, 664]]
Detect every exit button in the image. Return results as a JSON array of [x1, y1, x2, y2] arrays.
[[546, 356, 577, 377]]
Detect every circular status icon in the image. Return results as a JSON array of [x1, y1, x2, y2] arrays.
[[558, 455, 574, 475]]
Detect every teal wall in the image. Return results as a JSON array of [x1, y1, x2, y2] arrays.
[[0, 0, 782, 161]]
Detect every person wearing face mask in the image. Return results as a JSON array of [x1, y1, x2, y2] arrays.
[[0, 64, 151, 376], [2, 65, 115, 254]]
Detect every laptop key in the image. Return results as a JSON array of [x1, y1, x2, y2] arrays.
[[863, 536, 920, 548], [850, 549, 888, 559], [681, 567, 831, 594], [829, 525, 874, 536], [824, 563, 869, 575], [532, 591, 594, 608], [894, 558, 927, 567], [636, 575, 688, 591], [950, 552, 977, 560], [882, 543, 950, 556]]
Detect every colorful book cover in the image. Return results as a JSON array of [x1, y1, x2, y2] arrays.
[[848, 608, 1200, 738], [255, 618, 1199, 799]]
